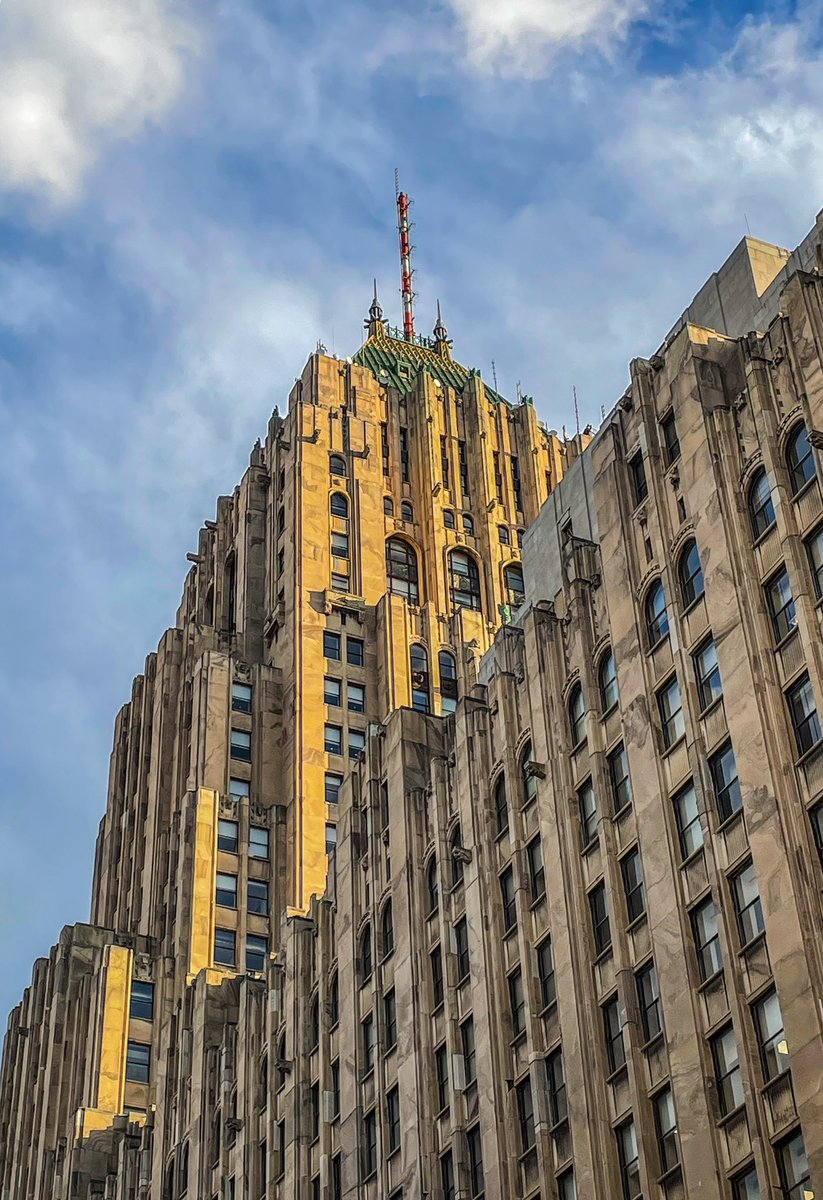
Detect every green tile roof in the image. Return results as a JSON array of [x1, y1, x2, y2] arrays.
[[354, 327, 509, 406]]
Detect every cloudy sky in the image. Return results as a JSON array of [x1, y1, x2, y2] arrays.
[[1, 0, 822, 1018]]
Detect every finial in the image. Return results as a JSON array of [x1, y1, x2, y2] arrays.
[[433, 299, 453, 360], [365, 280, 385, 337]]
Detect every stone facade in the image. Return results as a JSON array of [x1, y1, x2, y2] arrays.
[[3, 214, 823, 1200]]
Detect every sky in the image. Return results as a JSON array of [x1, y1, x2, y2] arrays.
[[1, 0, 822, 1020]]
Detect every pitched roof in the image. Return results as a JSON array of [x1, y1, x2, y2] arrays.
[[354, 325, 509, 405]]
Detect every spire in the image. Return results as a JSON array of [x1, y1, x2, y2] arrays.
[[365, 279, 385, 338], [433, 299, 453, 360]]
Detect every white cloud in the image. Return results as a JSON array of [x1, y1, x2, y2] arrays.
[[0, 0, 197, 201], [446, 0, 650, 75]]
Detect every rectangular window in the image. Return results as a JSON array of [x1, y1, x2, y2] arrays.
[[787, 672, 822, 756], [672, 779, 703, 860], [325, 822, 337, 854], [249, 826, 269, 860], [362, 1110, 377, 1178], [754, 989, 790, 1081], [126, 1041, 151, 1084], [805, 524, 823, 599], [331, 571, 349, 593], [546, 1049, 567, 1126], [232, 682, 253, 713], [324, 676, 342, 707], [456, 918, 470, 982], [467, 1126, 483, 1198], [347, 636, 365, 666], [381, 422, 390, 475], [617, 1120, 641, 1200], [384, 989, 397, 1050], [527, 837, 546, 903], [331, 1059, 340, 1119], [248, 879, 269, 915], [710, 741, 742, 822], [230, 729, 252, 761], [655, 1086, 680, 1174], [692, 896, 723, 981], [325, 772, 343, 805], [559, 1169, 578, 1200], [331, 531, 349, 559], [621, 847, 646, 923], [441, 1152, 455, 1200], [629, 454, 648, 504], [537, 938, 556, 1010], [711, 1024, 744, 1115], [603, 995, 626, 1074], [579, 778, 600, 845], [387, 1087, 400, 1154], [509, 969, 526, 1038], [324, 631, 341, 660], [229, 777, 250, 800], [459, 440, 470, 498], [636, 960, 663, 1042], [310, 1083, 319, 1141], [516, 1077, 535, 1152], [658, 676, 685, 749], [732, 860, 765, 945], [400, 428, 410, 483], [661, 411, 680, 465], [810, 804, 823, 865], [349, 728, 366, 759], [431, 946, 444, 1007], [361, 1013, 375, 1074], [130, 980, 154, 1022], [732, 1167, 760, 1200], [441, 435, 451, 491], [214, 927, 236, 966], [324, 724, 343, 755], [461, 1017, 476, 1085], [777, 1130, 811, 1200], [765, 567, 798, 644], [501, 867, 517, 933], [246, 934, 268, 973], [589, 882, 611, 956], [218, 819, 239, 853], [694, 637, 723, 710], [608, 743, 633, 815], [216, 872, 237, 908], [348, 682, 366, 713], [435, 1044, 449, 1113]]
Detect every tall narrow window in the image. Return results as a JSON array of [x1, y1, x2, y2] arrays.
[[386, 538, 420, 604], [330, 492, 349, 518], [603, 995, 626, 1074], [501, 867, 517, 933], [384, 989, 397, 1049], [546, 1049, 567, 1125], [655, 1087, 680, 1175], [787, 672, 822, 756], [426, 857, 438, 915], [658, 676, 685, 748], [621, 847, 646, 923], [362, 1110, 377, 1178], [461, 1017, 476, 1085], [381, 902, 394, 959], [749, 469, 776, 539], [765, 566, 798, 644], [608, 743, 633, 815], [399, 427, 410, 482], [455, 918, 470, 982], [527, 837, 545, 903], [732, 1167, 760, 1200], [806, 524, 823, 598], [590, 882, 611, 956], [520, 741, 537, 805], [636, 961, 662, 1042], [443, 508, 456, 529], [692, 896, 723, 980], [410, 643, 430, 712], [360, 925, 373, 983], [361, 1013, 375, 1073], [430, 946, 443, 1007], [568, 684, 587, 747], [537, 938, 556, 1010], [504, 563, 526, 609], [381, 423, 390, 476], [449, 825, 464, 889], [467, 1127, 483, 1199], [711, 1025, 744, 1115], [753, 990, 790, 1081], [435, 1044, 449, 1112], [661, 411, 680, 465], [732, 861, 765, 946], [679, 539, 704, 607], [786, 423, 816, 495], [645, 581, 669, 647], [449, 550, 483, 612], [579, 778, 599, 845], [710, 741, 742, 822], [494, 775, 508, 836], [441, 1152, 455, 1200], [387, 1087, 400, 1154], [599, 650, 619, 713], [439, 649, 458, 714], [694, 637, 723, 710], [629, 454, 648, 504], [777, 1130, 811, 1200], [509, 968, 526, 1038], [459, 440, 469, 497], [617, 1120, 642, 1200], [441, 435, 450, 490], [516, 1078, 535, 1152]]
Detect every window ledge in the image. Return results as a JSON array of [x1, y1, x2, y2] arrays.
[[538, 1000, 558, 1019], [626, 911, 648, 935], [601, 701, 619, 720], [661, 734, 687, 760], [774, 625, 800, 653], [795, 739, 823, 769], [656, 1163, 682, 1188], [641, 1031, 665, 1054], [698, 695, 724, 721], [593, 944, 613, 966], [681, 593, 705, 619], [737, 929, 767, 959], [613, 803, 633, 824], [716, 806, 745, 836], [569, 736, 588, 756], [503, 925, 518, 941], [696, 968, 725, 995], [510, 1031, 527, 1049], [791, 476, 817, 504], [752, 522, 777, 549], [529, 892, 547, 912], [581, 835, 601, 858], [647, 632, 671, 656], [606, 1063, 628, 1086], [716, 1102, 747, 1130]]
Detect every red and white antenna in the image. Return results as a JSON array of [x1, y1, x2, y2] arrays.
[[395, 169, 415, 341]]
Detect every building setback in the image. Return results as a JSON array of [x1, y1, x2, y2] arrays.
[[2, 211, 823, 1200]]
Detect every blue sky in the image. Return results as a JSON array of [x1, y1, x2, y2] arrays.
[[1, 0, 822, 1019]]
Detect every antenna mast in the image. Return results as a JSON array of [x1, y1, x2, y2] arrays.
[[395, 170, 416, 341]]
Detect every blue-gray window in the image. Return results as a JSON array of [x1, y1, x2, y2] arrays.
[[126, 1041, 151, 1084], [786, 423, 816, 495], [130, 981, 154, 1021], [748, 469, 776, 539]]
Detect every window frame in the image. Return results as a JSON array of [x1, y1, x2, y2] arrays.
[[620, 847, 646, 924], [599, 650, 619, 714], [608, 743, 633, 816], [691, 895, 723, 982], [711, 1023, 744, 1116], [657, 674, 685, 749], [678, 538, 704, 608], [765, 565, 798, 645], [645, 580, 670, 649], [693, 636, 723, 711], [749, 468, 776, 539], [636, 960, 663, 1043], [786, 672, 822, 757], [589, 881, 611, 957], [786, 422, 816, 496]]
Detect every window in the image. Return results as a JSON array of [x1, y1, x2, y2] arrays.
[[324, 724, 342, 754], [777, 1130, 811, 1200], [443, 509, 456, 529], [520, 741, 537, 805], [232, 682, 252, 713], [401, 500, 414, 523], [248, 879, 269, 915], [637, 960, 663, 1042], [516, 1078, 535, 1152], [130, 981, 154, 1022], [786, 422, 816, 495], [558, 1169, 578, 1200], [493, 775, 508, 835], [386, 538, 419, 604], [661, 411, 680, 465], [360, 926, 373, 982], [621, 848, 646, 922], [362, 1110, 376, 1178], [214, 927, 236, 966], [435, 1044, 449, 1112], [455, 918, 470, 982], [509, 969, 526, 1038], [439, 650, 458, 714], [230, 729, 251, 761], [537, 939, 556, 1010], [383, 495, 394, 515], [462, 514, 475, 534], [678, 539, 704, 607], [579, 777, 599, 845], [732, 861, 765, 946], [331, 531, 349, 560], [710, 742, 742, 822], [504, 563, 526, 609], [441, 1153, 455, 1200], [329, 454, 346, 477], [330, 1059, 340, 1120], [387, 1087, 400, 1154], [658, 675, 685, 749], [381, 902, 394, 958], [250, 826, 269, 860], [308, 995, 320, 1051], [449, 550, 482, 612], [811, 804, 823, 865], [218, 819, 238, 853], [461, 1017, 476, 1085], [599, 650, 619, 713], [617, 1120, 641, 1200], [384, 988, 397, 1050], [692, 896, 723, 980], [754, 989, 789, 1080], [604, 995, 626, 1074], [449, 825, 464, 888], [645, 580, 670, 647], [629, 453, 648, 504], [749, 469, 776, 539], [216, 872, 237, 908], [324, 631, 341, 660], [276, 1121, 285, 1177], [347, 636, 365, 666], [655, 1086, 679, 1174], [431, 946, 444, 1007], [325, 772, 343, 805], [467, 1126, 483, 1198], [498, 524, 510, 545], [732, 1166, 761, 1200], [426, 857, 438, 915], [501, 867, 516, 933], [361, 1012, 375, 1073], [126, 1041, 151, 1084], [712, 1024, 744, 1115], [527, 837, 545, 903], [568, 684, 586, 746], [766, 566, 798, 644], [590, 882, 611, 955], [348, 682, 365, 713], [787, 672, 822, 756], [694, 637, 723, 710], [410, 643, 430, 713], [806, 524, 823, 598], [329, 973, 339, 1027], [324, 676, 342, 707], [246, 934, 268, 973], [400, 427, 410, 481], [330, 492, 349, 518], [229, 777, 250, 800], [672, 780, 703, 861], [608, 743, 633, 815], [546, 1049, 567, 1125]]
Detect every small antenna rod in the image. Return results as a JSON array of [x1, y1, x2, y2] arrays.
[[491, 360, 498, 392], [573, 386, 580, 437], [395, 171, 416, 341]]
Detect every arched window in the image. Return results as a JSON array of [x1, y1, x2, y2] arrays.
[[444, 510, 456, 529], [401, 500, 414, 523], [360, 924, 373, 982], [329, 454, 347, 477], [678, 539, 704, 607], [164, 1159, 175, 1200], [210, 1111, 221, 1163], [786, 423, 816, 496], [309, 994, 319, 1049], [520, 741, 537, 805], [384, 496, 394, 515], [425, 857, 438, 915], [449, 550, 482, 612], [645, 581, 670, 647], [499, 525, 510, 545], [329, 972, 339, 1027], [330, 492, 349, 518], [494, 774, 508, 835], [381, 901, 394, 958], [179, 1143, 189, 1191], [568, 685, 587, 747], [439, 649, 458, 714], [599, 651, 618, 714], [386, 538, 420, 604], [504, 563, 526, 609], [411, 644, 430, 713], [748, 469, 776, 539], [450, 825, 464, 888], [462, 514, 475, 535]]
